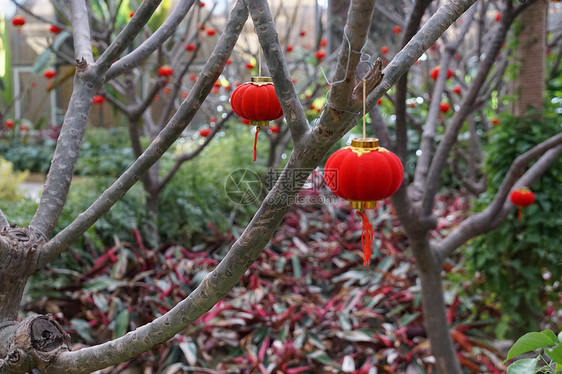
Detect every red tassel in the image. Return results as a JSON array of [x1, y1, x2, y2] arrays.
[[253, 127, 260, 162], [517, 207, 522, 222], [356, 211, 374, 267]]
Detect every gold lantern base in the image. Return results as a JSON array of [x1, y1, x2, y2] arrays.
[[350, 200, 377, 212]]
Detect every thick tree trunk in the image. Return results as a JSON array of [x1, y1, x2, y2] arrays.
[[512, 0, 548, 115], [412, 237, 463, 374]]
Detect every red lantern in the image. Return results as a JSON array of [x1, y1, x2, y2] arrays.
[[5, 120, 14, 129], [495, 12, 501, 22], [230, 77, 283, 161], [380, 46, 389, 55], [315, 50, 326, 60], [439, 102, 451, 113], [430, 66, 453, 81], [199, 128, 212, 138], [44, 70, 56, 80], [393, 26, 402, 34], [206, 28, 216, 36], [490, 117, 500, 126], [93, 95, 105, 104], [12, 16, 25, 34], [158, 66, 173, 77], [324, 138, 403, 266], [186, 43, 195, 51], [510, 187, 535, 221], [286, 45, 294, 52], [49, 25, 62, 34], [269, 124, 280, 133], [453, 85, 462, 95]]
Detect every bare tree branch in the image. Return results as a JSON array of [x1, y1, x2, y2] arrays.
[[157, 111, 234, 193], [70, 0, 94, 64], [0, 211, 8, 229], [37, 0, 250, 269], [436, 133, 562, 259], [28, 1, 99, 238], [419, 1, 529, 219], [104, 0, 195, 81], [248, 0, 311, 148], [96, 0, 165, 71]]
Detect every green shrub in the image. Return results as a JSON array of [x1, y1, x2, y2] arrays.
[[0, 140, 54, 173], [0, 158, 29, 201], [466, 113, 562, 338]]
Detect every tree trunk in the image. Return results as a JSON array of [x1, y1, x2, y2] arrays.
[[512, 0, 548, 116], [412, 236, 463, 374]]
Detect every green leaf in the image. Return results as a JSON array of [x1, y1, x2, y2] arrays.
[[507, 357, 539, 374], [542, 330, 559, 344], [114, 308, 129, 338], [506, 331, 558, 360], [546, 342, 562, 364]]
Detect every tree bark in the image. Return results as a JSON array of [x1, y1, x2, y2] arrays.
[[512, 0, 548, 116]]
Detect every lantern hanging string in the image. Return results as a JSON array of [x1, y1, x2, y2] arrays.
[[362, 78, 366, 139], [258, 46, 262, 77], [253, 127, 260, 162]]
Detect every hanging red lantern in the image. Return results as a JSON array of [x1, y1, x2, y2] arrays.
[[230, 77, 283, 161], [393, 26, 402, 34], [186, 43, 195, 51], [93, 95, 105, 105], [510, 187, 535, 222], [12, 16, 25, 34], [199, 128, 212, 138], [452, 85, 462, 95], [44, 70, 56, 80], [490, 117, 500, 126], [430, 66, 453, 81], [380, 46, 389, 55], [5, 120, 14, 129], [439, 102, 451, 113], [49, 25, 62, 34], [269, 124, 280, 133], [158, 65, 173, 77], [324, 138, 403, 266], [315, 50, 326, 60]]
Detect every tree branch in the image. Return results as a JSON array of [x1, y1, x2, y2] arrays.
[[420, 2, 522, 218], [157, 112, 233, 193], [70, 0, 94, 64], [95, 0, 165, 72], [37, 0, 250, 269], [104, 0, 195, 82], [247, 0, 310, 148], [0, 210, 8, 229], [435, 133, 562, 259], [28, 2, 101, 238], [410, 4, 477, 203]]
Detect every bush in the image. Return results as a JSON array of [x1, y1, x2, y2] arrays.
[[466, 113, 562, 338], [0, 158, 29, 201], [0, 140, 54, 174]]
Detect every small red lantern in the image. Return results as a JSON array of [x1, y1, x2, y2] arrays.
[[324, 138, 403, 266], [430, 66, 453, 81], [299, 30, 306, 37], [21, 124, 29, 131], [439, 102, 451, 113], [393, 26, 402, 34], [12, 16, 25, 34], [158, 66, 173, 77], [206, 28, 216, 36], [5, 120, 14, 129], [315, 50, 326, 60], [230, 77, 283, 161], [286, 45, 294, 52], [129, 11, 135, 18], [495, 12, 501, 22], [380, 46, 389, 55], [49, 25, 62, 34], [93, 95, 105, 104], [186, 43, 195, 51], [245, 62, 255, 70], [44, 70, 56, 81], [269, 124, 280, 134], [199, 128, 212, 138], [453, 85, 462, 95], [510, 187, 535, 221], [320, 38, 327, 47], [490, 117, 500, 126]]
